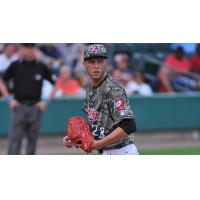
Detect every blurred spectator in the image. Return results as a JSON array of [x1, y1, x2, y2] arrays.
[[57, 43, 85, 68], [114, 53, 129, 70], [39, 44, 62, 60], [0, 44, 19, 74], [0, 44, 19, 93], [111, 68, 128, 88], [41, 80, 54, 99], [51, 64, 85, 97], [191, 44, 200, 74], [74, 72, 88, 97], [158, 46, 200, 92], [171, 43, 196, 55], [38, 44, 63, 74], [125, 70, 153, 96], [72, 44, 87, 75], [114, 53, 133, 75], [113, 53, 133, 81]]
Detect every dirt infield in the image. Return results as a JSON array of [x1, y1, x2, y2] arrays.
[[0, 130, 200, 155]]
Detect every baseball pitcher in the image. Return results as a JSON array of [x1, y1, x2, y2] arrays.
[[63, 44, 139, 155]]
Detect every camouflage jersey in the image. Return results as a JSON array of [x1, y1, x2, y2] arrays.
[[83, 73, 135, 150]]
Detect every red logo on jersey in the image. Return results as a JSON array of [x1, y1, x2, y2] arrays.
[[114, 98, 125, 111], [87, 108, 101, 122]]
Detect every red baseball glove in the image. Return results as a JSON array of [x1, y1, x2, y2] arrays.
[[67, 116, 94, 153]]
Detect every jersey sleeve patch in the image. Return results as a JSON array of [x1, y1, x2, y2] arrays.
[[114, 97, 125, 111]]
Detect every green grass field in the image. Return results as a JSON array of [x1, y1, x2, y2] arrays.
[[139, 146, 200, 155], [67, 146, 200, 155]]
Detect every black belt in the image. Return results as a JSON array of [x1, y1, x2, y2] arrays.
[[18, 100, 39, 106], [99, 141, 134, 154]]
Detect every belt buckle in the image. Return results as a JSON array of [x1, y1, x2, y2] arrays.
[[21, 100, 36, 105]]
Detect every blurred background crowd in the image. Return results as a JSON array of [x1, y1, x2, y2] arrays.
[[1, 43, 200, 99]]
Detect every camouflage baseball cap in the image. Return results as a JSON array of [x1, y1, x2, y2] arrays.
[[84, 44, 108, 60]]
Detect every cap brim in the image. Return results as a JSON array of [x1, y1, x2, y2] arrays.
[[84, 56, 108, 61]]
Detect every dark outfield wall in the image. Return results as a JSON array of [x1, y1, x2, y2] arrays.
[[0, 93, 200, 136]]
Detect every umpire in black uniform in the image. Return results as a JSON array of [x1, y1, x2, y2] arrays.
[[1, 43, 55, 155]]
